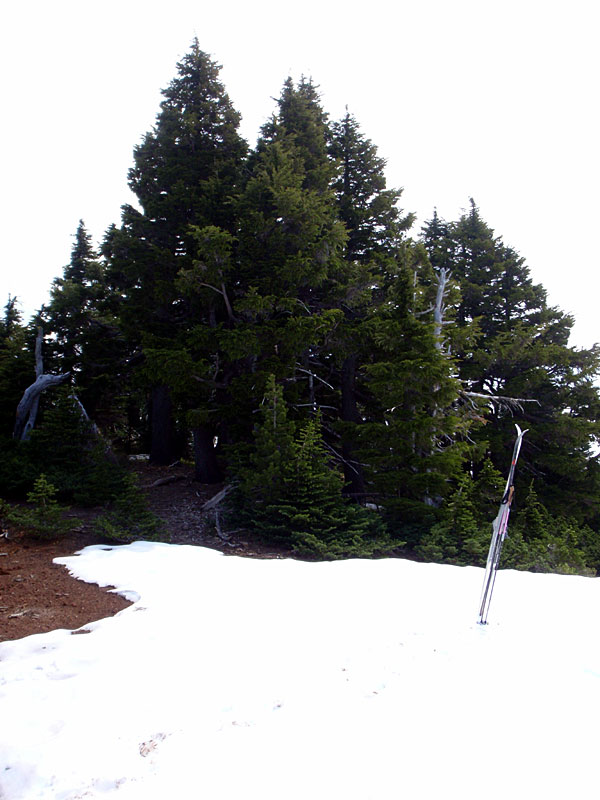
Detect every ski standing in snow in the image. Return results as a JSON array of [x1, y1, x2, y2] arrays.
[[478, 424, 528, 624]]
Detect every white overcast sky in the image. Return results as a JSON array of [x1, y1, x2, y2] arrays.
[[1, 0, 598, 348]]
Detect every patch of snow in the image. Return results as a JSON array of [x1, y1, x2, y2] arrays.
[[1, 543, 599, 798]]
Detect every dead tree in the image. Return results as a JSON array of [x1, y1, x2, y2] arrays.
[[460, 390, 540, 418], [13, 328, 70, 441], [433, 267, 452, 351]]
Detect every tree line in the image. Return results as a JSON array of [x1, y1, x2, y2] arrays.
[[2, 40, 600, 569]]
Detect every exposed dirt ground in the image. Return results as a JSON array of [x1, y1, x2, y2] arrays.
[[0, 462, 285, 643]]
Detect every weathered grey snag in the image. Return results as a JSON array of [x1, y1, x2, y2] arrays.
[[202, 484, 233, 511], [433, 267, 452, 350], [461, 391, 540, 416], [70, 394, 100, 439], [13, 328, 70, 441], [14, 374, 71, 440], [26, 325, 45, 434]]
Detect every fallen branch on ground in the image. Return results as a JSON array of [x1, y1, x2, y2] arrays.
[[142, 475, 186, 489], [201, 484, 234, 511]]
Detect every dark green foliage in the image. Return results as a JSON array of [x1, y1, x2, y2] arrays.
[[278, 415, 390, 558], [12, 48, 600, 573], [0, 386, 136, 512], [329, 111, 413, 262], [0, 299, 33, 440], [327, 113, 418, 498], [23, 390, 126, 505], [102, 41, 247, 466], [417, 462, 502, 566], [0, 378, 165, 544], [93, 475, 166, 543], [236, 77, 347, 324], [108, 41, 247, 330], [233, 377, 389, 558], [192, 77, 352, 452], [260, 76, 337, 194], [350, 252, 466, 529], [502, 483, 592, 575], [41, 221, 125, 427], [0, 474, 75, 540], [421, 202, 600, 525], [234, 375, 297, 501], [418, 467, 594, 575], [232, 374, 299, 535], [128, 40, 247, 238], [0, 437, 39, 497]]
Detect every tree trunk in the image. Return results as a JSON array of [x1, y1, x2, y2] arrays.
[[14, 329, 71, 441], [433, 267, 451, 350], [27, 326, 45, 433], [14, 373, 71, 440], [341, 354, 366, 498], [149, 385, 178, 465], [192, 426, 222, 483]]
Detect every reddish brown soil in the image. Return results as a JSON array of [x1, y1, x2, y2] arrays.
[[0, 533, 131, 641], [0, 462, 285, 644]]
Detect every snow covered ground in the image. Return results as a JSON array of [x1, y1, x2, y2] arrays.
[[1, 542, 599, 799]]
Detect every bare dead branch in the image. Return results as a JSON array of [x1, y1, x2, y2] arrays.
[[14, 373, 71, 440], [34, 326, 44, 378], [142, 475, 186, 489], [294, 365, 335, 391], [433, 267, 452, 350], [461, 390, 540, 416], [196, 282, 237, 323], [414, 305, 435, 317], [202, 484, 234, 511]]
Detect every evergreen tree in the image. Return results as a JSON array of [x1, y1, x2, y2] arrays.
[[42, 221, 120, 421], [0, 299, 38, 495], [416, 459, 503, 565], [24, 389, 127, 505], [417, 466, 594, 574], [416, 472, 487, 565], [502, 483, 591, 575], [329, 111, 413, 262], [0, 474, 75, 540], [0, 297, 30, 437], [238, 77, 346, 302], [110, 39, 247, 337], [234, 374, 297, 519], [260, 76, 337, 193], [1, 295, 22, 337], [421, 202, 600, 526], [212, 77, 347, 443], [283, 414, 388, 558], [103, 41, 247, 467], [327, 111, 416, 497], [93, 474, 165, 543], [355, 256, 466, 538], [233, 377, 388, 558]]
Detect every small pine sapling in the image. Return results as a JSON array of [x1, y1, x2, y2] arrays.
[[93, 475, 166, 543], [1, 474, 75, 540]]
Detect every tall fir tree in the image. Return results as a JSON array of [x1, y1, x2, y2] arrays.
[[353, 244, 466, 538], [103, 41, 247, 468], [329, 111, 413, 262], [327, 111, 416, 497], [215, 77, 348, 438], [42, 221, 121, 420], [0, 297, 31, 439], [421, 201, 600, 525], [233, 376, 387, 558]]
